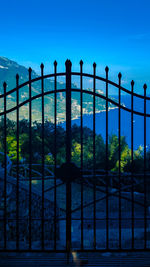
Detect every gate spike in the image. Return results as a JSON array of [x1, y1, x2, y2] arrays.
[[105, 66, 109, 73], [54, 60, 57, 66], [65, 59, 72, 67], [40, 63, 44, 69], [40, 63, 44, 76], [80, 60, 83, 66], [118, 72, 122, 80], [93, 62, 96, 68], [28, 67, 32, 73], [131, 80, 134, 87], [143, 84, 147, 90], [3, 82, 7, 88], [16, 74, 19, 81]]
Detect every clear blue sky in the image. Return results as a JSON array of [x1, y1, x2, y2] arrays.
[[0, 0, 150, 92]]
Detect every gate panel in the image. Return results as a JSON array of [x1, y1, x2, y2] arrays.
[[0, 60, 150, 252]]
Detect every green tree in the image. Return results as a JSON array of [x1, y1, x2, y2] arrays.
[[108, 134, 128, 171]]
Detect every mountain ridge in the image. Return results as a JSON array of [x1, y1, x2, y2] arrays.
[[0, 56, 116, 122]]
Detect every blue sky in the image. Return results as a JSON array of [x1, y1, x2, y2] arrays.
[[0, 0, 150, 92]]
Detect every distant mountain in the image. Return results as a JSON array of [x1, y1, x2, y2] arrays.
[[0, 57, 37, 90], [0, 56, 65, 94], [0, 57, 116, 122]]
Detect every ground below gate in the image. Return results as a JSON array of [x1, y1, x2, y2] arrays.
[[1, 252, 150, 267]]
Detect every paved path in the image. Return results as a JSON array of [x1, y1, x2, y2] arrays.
[[1, 252, 150, 266]]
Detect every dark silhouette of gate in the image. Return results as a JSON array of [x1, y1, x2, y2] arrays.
[[0, 59, 150, 253]]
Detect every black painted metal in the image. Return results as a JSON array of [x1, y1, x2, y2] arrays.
[[105, 66, 109, 250], [0, 60, 149, 253], [54, 60, 57, 250], [16, 74, 19, 250], [28, 67, 32, 250], [41, 63, 45, 249], [93, 62, 96, 249], [80, 60, 84, 250], [3, 82, 7, 250], [131, 80, 134, 249], [65, 60, 72, 255], [144, 83, 147, 249], [118, 73, 122, 249], [2, 86, 150, 117]]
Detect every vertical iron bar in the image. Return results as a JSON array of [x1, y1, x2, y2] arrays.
[[118, 73, 122, 249], [65, 60, 72, 255], [41, 63, 45, 250], [93, 62, 96, 250], [54, 60, 57, 250], [3, 82, 7, 250], [16, 74, 19, 250], [131, 80, 134, 249], [80, 60, 83, 250], [105, 66, 109, 250], [144, 83, 147, 249], [28, 67, 32, 250]]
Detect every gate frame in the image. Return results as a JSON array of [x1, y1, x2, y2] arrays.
[[0, 59, 150, 253]]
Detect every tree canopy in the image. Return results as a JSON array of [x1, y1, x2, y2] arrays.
[[0, 118, 147, 173]]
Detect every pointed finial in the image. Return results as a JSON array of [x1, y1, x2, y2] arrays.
[[28, 67, 32, 80], [80, 60, 83, 66], [143, 84, 147, 90], [93, 62, 96, 68], [65, 59, 72, 66], [131, 80, 134, 87], [54, 60, 57, 67], [105, 66, 109, 73], [40, 63, 44, 76], [16, 74, 19, 87], [65, 59, 72, 73], [3, 82, 7, 88], [28, 67, 32, 73], [16, 74, 19, 80], [40, 63, 44, 69], [118, 72, 122, 79]]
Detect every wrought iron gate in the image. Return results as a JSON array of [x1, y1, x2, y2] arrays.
[[0, 59, 150, 252]]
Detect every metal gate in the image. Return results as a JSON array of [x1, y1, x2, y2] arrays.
[[0, 59, 150, 252]]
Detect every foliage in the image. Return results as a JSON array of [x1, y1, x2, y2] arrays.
[[0, 118, 147, 173]]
